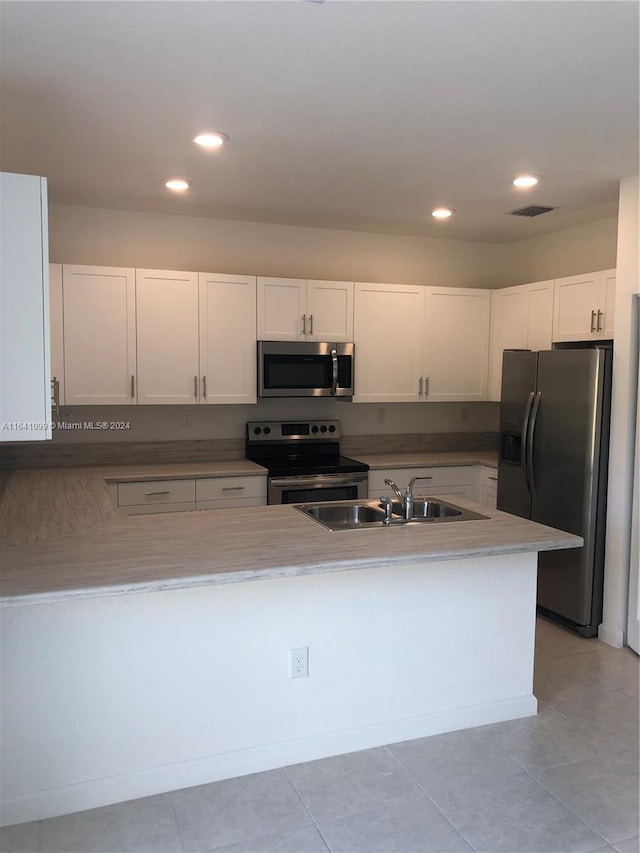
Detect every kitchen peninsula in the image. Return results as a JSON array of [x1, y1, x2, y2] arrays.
[[0, 465, 581, 827]]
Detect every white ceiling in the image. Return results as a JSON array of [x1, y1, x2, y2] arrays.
[[1, 0, 638, 243]]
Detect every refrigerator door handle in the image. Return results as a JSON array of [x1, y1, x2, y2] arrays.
[[521, 391, 536, 491], [527, 391, 542, 495]]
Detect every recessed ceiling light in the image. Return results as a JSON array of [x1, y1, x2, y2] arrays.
[[432, 208, 454, 219], [513, 175, 540, 188], [193, 132, 228, 149], [165, 179, 191, 192]]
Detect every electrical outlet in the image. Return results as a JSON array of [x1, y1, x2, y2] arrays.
[[376, 407, 386, 425], [460, 406, 469, 423], [289, 647, 309, 679], [180, 409, 192, 428]]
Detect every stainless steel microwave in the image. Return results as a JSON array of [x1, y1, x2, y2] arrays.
[[257, 341, 354, 398]]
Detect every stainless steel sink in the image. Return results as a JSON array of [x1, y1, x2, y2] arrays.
[[294, 499, 489, 531], [389, 499, 462, 519]]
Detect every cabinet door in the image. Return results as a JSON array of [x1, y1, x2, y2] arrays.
[[306, 280, 354, 341], [136, 269, 199, 404], [353, 283, 424, 403], [525, 280, 554, 350], [488, 286, 528, 401], [553, 273, 601, 342], [601, 270, 616, 338], [0, 173, 51, 440], [49, 263, 65, 408], [257, 277, 306, 340], [199, 273, 257, 404], [480, 466, 499, 508], [63, 265, 137, 405], [424, 288, 490, 402]]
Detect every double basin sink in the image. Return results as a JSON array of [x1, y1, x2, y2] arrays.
[[294, 498, 489, 531]]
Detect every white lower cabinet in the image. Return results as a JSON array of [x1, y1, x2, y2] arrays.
[[479, 466, 498, 509], [368, 466, 479, 502], [115, 475, 266, 515], [117, 479, 196, 515], [196, 475, 267, 509]]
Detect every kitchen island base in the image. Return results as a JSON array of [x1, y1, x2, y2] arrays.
[[1, 551, 538, 826]]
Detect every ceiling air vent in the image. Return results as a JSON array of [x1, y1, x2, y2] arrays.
[[507, 205, 555, 218]]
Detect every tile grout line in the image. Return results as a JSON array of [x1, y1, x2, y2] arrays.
[[168, 792, 187, 853], [380, 744, 479, 852], [281, 770, 332, 853]]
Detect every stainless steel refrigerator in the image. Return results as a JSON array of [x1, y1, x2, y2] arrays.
[[497, 348, 612, 636]]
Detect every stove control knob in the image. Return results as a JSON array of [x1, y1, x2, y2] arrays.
[[328, 424, 336, 433], [253, 427, 262, 435], [311, 425, 319, 433], [264, 426, 271, 435], [320, 425, 328, 433]]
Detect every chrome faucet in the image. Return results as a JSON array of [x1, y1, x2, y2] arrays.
[[384, 477, 431, 520], [384, 478, 413, 520]]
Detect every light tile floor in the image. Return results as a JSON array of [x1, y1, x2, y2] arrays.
[[1, 616, 638, 853]]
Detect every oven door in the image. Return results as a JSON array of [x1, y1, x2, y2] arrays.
[[268, 473, 368, 505]]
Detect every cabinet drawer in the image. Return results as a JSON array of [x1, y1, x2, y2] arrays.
[[119, 501, 196, 516], [369, 466, 476, 494], [117, 479, 195, 507], [195, 476, 266, 502]]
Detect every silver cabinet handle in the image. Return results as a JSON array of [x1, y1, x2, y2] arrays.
[[330, 347, 338, 396], [419, 376, 423, 396], [221, 486, 245, 491], [51, 377, 60, 417], [302, 314, 307, 335], [488, 476, 498, 482], [202, 376, 207, 398], [590, 310, 597, 333], [309, 314, 313, 335], [194, 375, 198, 398], [145, 490, 171, 496], [424, 376, 429, 397], [597, 310, 603, 332], [130, 375, 135, 398]]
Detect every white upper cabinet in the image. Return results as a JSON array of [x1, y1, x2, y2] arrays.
[[553, 269, 616, 342], [488, 279, 553, 401], [198, 273, 257, 404], [353, 283, 425, 403], [306, 280, 354, 341], [257, 277, 353, 341], [0, 173, 51, 440], [62, 265, 137, 405], [354, 283, 490, 404], [49, 263, 65, 410], [136, 269, 199, 404], [423, 288, 491, 402]]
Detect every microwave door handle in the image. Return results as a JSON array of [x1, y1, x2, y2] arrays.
[[331, 348, 338, 396]]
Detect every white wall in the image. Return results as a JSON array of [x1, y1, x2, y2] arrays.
[[49, 401, 498, 443], [600, 175, 639, 648], [49, 204, 508, 289], [499, 215, 619, 286]]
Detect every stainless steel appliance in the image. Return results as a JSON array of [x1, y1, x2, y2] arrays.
[[257, 341, 354, 398], [497, 348, 612, 636], [245, 420, 368, 504]]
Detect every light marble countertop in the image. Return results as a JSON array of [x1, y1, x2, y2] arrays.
[[1, 450, 578, 606], [353, 451, 498, 469]]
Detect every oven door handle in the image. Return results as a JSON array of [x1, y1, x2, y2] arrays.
[[270, 474, 367, 487]]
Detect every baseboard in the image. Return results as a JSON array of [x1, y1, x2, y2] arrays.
[[1, 694, 536, 827], [598, 622, 625, 648]]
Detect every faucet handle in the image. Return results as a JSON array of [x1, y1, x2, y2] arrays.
[[379, 496, 394, 524]]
